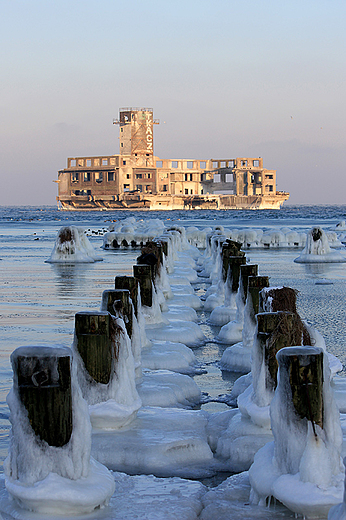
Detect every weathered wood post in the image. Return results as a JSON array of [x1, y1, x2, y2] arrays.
[[115, 275, 139, 317], [11, 346, 73, 447], [239, 264, 258, 303], [75, 311, 112, 384], [277, 346, 324, 430], [256, 311, 305, 392], [223, 256, 247, 292], [133, 264, 153, 307], [101, 289, 133, 337], [247, 275, 270, 316], [259, 286, 298, 313]]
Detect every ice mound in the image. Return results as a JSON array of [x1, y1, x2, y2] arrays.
[[91, 406, 216, 479], [145, 320, 205, 347], [47, 226, 102, 263], [141, 340, 198, 373], [295, 226, 346, 263], [138, 369, 201, 407]]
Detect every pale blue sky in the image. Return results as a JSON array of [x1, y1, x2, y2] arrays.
[[1, 0, 345, 205]]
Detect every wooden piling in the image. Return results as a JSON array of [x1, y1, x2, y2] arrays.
[[257, 311, 305, 392], [222, 255, 246, 291], [101, 289, 133, 337], [75, 311, 112, 384], [11, 346, 73, 447], [239, 264, 258, 302], [277, 346, 324, 429], [133, 264, 153, 307], [115, 276, 139, 317], [247, 276, 270, 316]]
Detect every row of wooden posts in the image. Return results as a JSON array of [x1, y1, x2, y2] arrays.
[[13, 234, 323, 452]]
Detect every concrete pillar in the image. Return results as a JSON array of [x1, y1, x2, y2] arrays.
[[278, 346, 324, 429], [133, 264, 152, 307], [11, 346, 72, 447], [75, 311, 112, 384], [257, 311, 304, 392]]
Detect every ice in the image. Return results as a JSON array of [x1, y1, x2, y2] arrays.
[[91, 406, 216, 479], [295, 226, 346, 263], [46, 226, 102, 263], [145, 320, 205, 347], [141, 340, 198, 373], [137, 369, 201, 408], [0, 470, 205, 520]]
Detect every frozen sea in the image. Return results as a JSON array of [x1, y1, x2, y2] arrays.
[[1, 204, 346, 519]]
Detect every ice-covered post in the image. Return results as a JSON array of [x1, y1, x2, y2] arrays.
[[223, 256, 247, 292], [247, 275, 270, 316], [101, 289, 133, 337], [282, 346, 324, 429], [75, 311, 112, 384], [239, 264, 258, 303], [137, 241, 161, 281], [259, 286, 298, 314], [115, 275, 139, 317], [256, 311, 304, 392], [133, 264, 153, 307], [11, 346, 72, 447]]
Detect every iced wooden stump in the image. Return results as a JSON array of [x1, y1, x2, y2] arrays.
[[239, 264, 258, 302], [247, 275, 270, 316], [11, 346, 72, 447], [279, 346, 324, 429], [75, 311, 112, 384], [115, 275, 139, 317], [133, 264, 153, 307], [257, 311, 304, 392], [223, 255, 247, 291]]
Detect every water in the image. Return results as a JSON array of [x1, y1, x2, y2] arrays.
[[1, 204, 346, 479]]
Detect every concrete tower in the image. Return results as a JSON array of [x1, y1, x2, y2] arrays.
[[114, 107, 159, 168]]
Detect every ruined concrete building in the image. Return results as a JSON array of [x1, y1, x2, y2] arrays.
[[56, 107, 289, 210]]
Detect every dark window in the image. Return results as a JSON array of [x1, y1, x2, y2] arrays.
[[185, 188, 188, 194], [83, 172, 91, 182], [135, 174, 143, 179], [123, 160, 126, 165], [108, 172, 114, 181], [95, 172, 103, 183], [184, 173, 188, 181], [163, 185, 168, 192], [71, 172, 79, 182]]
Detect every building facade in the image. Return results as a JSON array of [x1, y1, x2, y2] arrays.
[[56, 107, 289, 210]]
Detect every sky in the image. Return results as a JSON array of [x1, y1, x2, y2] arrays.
[[1, 0, 346, 206]]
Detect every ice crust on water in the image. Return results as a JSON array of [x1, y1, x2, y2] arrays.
[[5, 346, 115, 514], [47, 226, 102, 263]]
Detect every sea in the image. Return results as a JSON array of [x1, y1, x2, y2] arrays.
[[1, 203, 346, 480]]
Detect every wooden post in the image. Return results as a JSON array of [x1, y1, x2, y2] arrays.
[[259, 286, 298, 313], [277, 346, 324, 429], [239, 264, 258, 302], [101, 289, 133, 337], [133, 264, 153, 307], [11, 346, 73, 447], [222, 255, 246, 290], [257, 311, 304, 392], [75, 311, 112, 384], [115, 276, 139, 317], [247, 275, 270, 316]]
